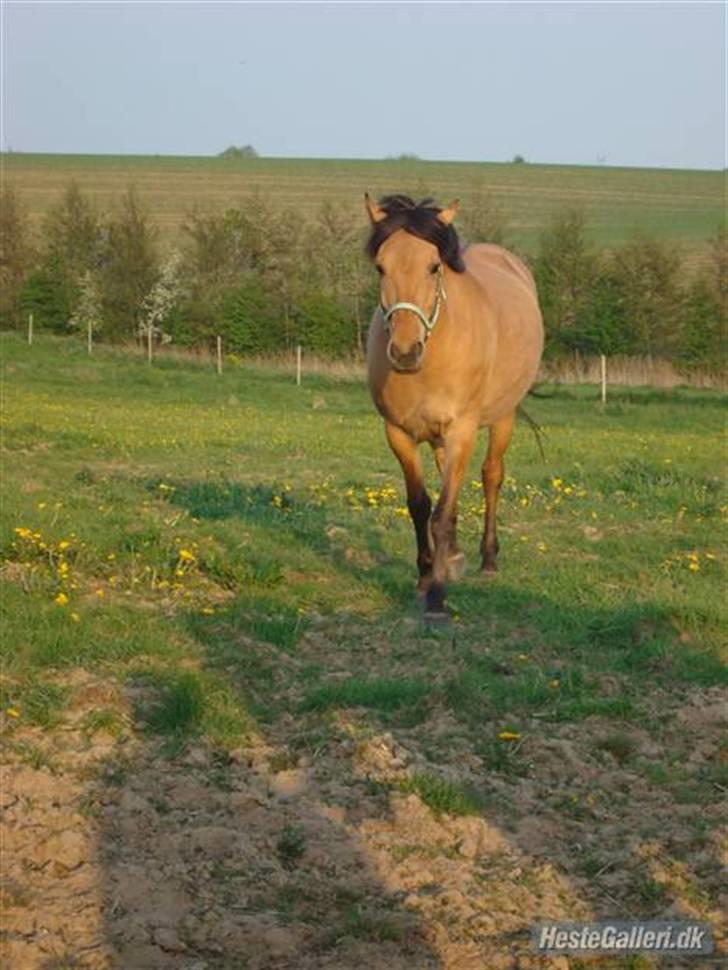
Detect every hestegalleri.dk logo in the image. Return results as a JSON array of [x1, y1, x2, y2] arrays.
[[532, 921, 713, 955]]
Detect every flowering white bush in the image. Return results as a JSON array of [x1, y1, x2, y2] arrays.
[[138, 250, 183, 345], [69, 270, 103, 335]]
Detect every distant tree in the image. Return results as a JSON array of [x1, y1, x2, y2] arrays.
[[533, 207, 599, 355], [32, 182, 106, 331], [139, 250, 183, 346], [218, 145, 258, 159], [511, 155, 526, 164], [69, 269, 103, 343], [0, 188, 33, 328], [678, 226, 727, 368], [100, 189, 158, 339], [608, 234, 683, 359]]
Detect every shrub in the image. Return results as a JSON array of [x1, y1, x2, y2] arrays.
[[220, 275, 284, 354]]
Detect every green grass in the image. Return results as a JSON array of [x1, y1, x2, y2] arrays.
[[398, 773, 485, 817], [301, 677, 431, 713], [3, 151, 724, 258], [1, 331, 726, 761]]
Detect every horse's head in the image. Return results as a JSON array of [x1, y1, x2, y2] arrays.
[[365, 194, 464, 373]]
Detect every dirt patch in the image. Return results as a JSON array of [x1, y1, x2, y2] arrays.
[[1, 672, 725, 968]]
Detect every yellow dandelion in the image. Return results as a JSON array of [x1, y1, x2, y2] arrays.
[[688, 562, 699, 572], [70, 612, 81, 623], [537, 542, 547, 553], [6, 707, 20, 718], [58, 540, 71, 551], [497, 731, 521, 742], [200, 607, 215, 615], [178, 548, 195, 562], [551, 477, 563, 490], [54, 592, 69, 606], [94, 588, 105, 598]]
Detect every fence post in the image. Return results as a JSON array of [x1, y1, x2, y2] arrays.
[[28, 313, 33, 346], [296, 344, 302, 386], [600, 353, 607, 406], [147, 325, 153, 365], [87, 319, 93, 355], [216, 335, 223, 376]]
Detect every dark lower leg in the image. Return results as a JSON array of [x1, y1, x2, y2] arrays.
[[409, 489, 433, 589], [385, 422, 433, 593]]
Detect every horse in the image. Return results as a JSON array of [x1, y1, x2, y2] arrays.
[[365, 194, 544, 621]]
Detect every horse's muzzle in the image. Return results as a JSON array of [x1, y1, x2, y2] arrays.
[[387, 339, 424, 372]]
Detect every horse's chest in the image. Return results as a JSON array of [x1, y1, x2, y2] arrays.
[[374, 382, 456, 443]]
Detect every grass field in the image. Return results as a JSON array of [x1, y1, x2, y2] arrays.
[[4, 152, 725, 260], [2, 333, 726, 968]]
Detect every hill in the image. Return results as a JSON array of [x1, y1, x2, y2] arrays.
[[3, 152, 724, 260]]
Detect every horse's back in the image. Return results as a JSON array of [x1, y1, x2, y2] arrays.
[[464, 243, 538, 303]]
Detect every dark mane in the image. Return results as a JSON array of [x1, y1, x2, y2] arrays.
[[365, 195, 466, 273]]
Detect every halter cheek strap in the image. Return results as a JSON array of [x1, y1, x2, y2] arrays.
[[380, 270, 446, 340]]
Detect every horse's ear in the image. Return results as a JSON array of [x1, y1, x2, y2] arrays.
[[438, 199, 460, 225], [365, 192, 386, 224]]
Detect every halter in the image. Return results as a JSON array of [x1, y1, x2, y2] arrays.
[[379, 267, 446, 341]]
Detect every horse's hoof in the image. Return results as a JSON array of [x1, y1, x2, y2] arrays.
[[422, 608, 452, 629], [446, 552, 466, 582], [480, 563, 498, 578]]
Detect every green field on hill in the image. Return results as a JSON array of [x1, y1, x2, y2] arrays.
[[4, 152, 724, 260]]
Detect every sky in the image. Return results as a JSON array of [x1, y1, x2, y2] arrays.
[[2, 1, 726, 169]]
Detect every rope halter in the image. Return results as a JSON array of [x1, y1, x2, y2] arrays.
[[379, 267, 446, 341]]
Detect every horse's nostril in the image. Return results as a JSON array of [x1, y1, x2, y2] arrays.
[[388, 340, 424, 370]]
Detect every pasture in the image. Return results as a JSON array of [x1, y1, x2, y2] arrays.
[[1, 333, 726, 968], [4, 152, 725, 260]]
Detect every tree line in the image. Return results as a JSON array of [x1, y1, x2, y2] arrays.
[[1, 183, 725, 370]]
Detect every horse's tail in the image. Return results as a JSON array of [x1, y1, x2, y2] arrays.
[[517, 404, 546, 461]]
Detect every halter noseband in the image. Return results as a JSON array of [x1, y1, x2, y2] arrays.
[[379, 267, 446, 341]]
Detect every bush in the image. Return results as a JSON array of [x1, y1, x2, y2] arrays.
[[294, 291, 354, 357], [19, 264, 70, 333], [220, 276, 284, 354]]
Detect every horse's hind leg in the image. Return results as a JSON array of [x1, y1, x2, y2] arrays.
[[431, 443, 465, 581], [385, 422, 432, 593], [481, 413, 514, 574]]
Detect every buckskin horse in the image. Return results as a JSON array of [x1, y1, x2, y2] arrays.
[[365, 194, 544, 621]]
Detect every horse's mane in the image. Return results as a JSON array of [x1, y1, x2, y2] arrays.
[[365, 195, 466, 273]]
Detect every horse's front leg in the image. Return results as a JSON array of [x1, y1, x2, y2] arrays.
[[431, 443, 465, 581], [425, 424, 478, 619], [385, 422, 433, 593]]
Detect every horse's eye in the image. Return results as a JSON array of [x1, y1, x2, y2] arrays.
[[430, 262, 441, 275], [375, 264, 384, 276]]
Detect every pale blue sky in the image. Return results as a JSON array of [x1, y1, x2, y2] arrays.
[[3, 1, 726, 169]]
